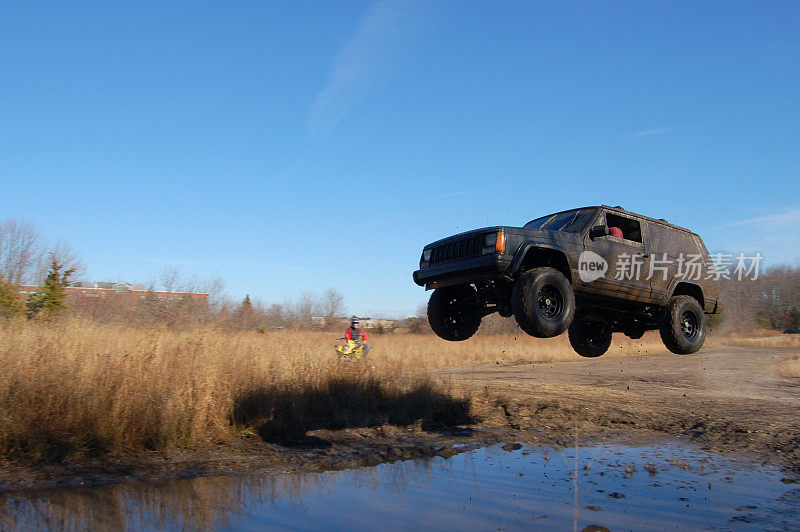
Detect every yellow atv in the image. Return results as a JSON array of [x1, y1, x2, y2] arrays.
[[334, 338, 367, 361]]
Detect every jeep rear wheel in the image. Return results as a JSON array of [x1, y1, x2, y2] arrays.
[[660, 295, 707, 354], [568, 317, 612, 357], [512, 267, 575, 338], [427, 285, 482, 341]]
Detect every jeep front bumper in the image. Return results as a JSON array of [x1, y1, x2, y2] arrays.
[[413, 254, 513, 290]]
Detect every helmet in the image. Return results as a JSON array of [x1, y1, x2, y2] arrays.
[[351, 317, 359, 325], [609, 226, 623, 239]]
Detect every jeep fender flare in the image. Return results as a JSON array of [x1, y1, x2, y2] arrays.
[[667, 280, 706, 310], [508, 243, 574, 283]]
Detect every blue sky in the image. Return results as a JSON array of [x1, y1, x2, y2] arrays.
[[1, 1, 798, 317]]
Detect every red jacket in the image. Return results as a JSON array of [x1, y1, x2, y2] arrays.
[[345, 326, 367, 342]]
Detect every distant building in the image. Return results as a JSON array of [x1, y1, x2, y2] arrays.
[[16, 282, 209, 307], [311, 315, 328, 327], [360, 318, 396, 330], [72, 281, 148, 290], [310, 316, 397, 330]]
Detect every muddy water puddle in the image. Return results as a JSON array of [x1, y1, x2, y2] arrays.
[[1, 441, 798, 530]]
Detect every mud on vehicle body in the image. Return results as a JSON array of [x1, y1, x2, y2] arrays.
[[413, 205, 723, 356]]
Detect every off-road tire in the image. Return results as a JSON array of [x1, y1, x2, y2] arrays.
[[568, 317, 612, 357], [427, 285, 482, 341], [512, 267, 575, 338], [660, 295, 706, 354]]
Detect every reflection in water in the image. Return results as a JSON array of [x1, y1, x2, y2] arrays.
[[1, 442, 798, 531], [0, 457, 443, 531], [1, 476, 250, 531]]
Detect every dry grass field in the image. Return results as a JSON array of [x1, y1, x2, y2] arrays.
[[0, 317, 673, 461], [720, 331, 800, 348], [717, 331, 800, 380]]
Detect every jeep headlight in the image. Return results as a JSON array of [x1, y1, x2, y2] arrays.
[[482, 231, 505, 254], [420, 248, 432, 268]]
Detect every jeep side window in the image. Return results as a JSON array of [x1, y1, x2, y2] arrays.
[[605, 213, 642, 243], [563, 209, 595, 233]]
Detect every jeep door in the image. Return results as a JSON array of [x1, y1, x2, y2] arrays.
[[581, 210, 651, 302]]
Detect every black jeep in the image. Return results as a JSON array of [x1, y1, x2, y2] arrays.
[[413, 206, 723, 356]]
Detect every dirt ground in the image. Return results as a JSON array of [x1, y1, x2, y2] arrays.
[[1, 344, 798, 491], [441, 344, 800, 473]]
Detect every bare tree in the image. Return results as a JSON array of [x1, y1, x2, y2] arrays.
[[178, 274, 200, 294], [704, 264, 800, 332], [34, 239, 86, 285], [322, 288, 344, 318], [0, 218, 42, 285], [262, 303, 286, 328], [294, 292, 317, 326], [202, 274, 226, 312], [159, 266, 182, 293], [399, 303, 432, 334]]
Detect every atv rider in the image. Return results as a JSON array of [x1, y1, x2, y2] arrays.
[[345, 317, 371, 357]]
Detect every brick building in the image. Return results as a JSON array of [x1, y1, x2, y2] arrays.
[[17, 281, 209, 307]]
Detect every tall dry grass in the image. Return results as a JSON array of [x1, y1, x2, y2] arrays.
[[0, 318, 470, 460], [0, 318, 669, 461], [720, 332, 800, 348]]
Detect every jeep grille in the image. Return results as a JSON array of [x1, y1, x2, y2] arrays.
[[429, 234, 484, 265]]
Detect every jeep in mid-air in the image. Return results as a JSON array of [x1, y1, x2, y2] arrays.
[[413, 206, 723, 356]]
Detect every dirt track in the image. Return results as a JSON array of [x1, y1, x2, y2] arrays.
[[440, 345, 800, 473]]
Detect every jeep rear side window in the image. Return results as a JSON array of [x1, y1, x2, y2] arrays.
[[606, 213, 642, 243]]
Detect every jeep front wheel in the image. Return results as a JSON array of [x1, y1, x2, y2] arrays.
[[512, 267, 575, 338], [427, 285, 482, 341], [568, 317, 612, 357], [659, 295, 707, 354]]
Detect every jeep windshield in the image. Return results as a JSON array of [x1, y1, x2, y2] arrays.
[[523, 208, 596, 233]]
